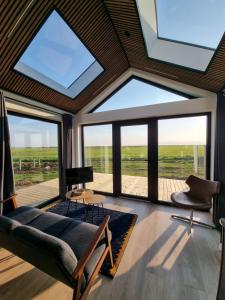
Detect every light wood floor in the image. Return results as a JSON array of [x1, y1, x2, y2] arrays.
[[0, 197, 221, 300]]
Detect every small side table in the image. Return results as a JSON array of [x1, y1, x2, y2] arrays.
[[83, 194, 106, 221], [65, 189, 106, 221], [65, 189, 93, 215]]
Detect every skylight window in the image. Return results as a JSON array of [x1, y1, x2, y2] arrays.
[[14, 10, 103, 98], [156, 0, 225, 49], [91, 78, 189, 113], [136, 0, 223, 71]]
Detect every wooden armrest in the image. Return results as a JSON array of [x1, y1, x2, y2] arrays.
[[0, 194, 17, 203], [72, 216, 113, 300], [72, 215, 110, 279]]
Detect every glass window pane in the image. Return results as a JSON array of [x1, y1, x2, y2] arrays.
[[121, 125, 148, 197], [8, 115, 59, 206], [14, 10, 103, 97], [156, 0, 225, 49], [83, 125, 113, 193], [158, 116, 207, 202], [93, 78, 188, 113]]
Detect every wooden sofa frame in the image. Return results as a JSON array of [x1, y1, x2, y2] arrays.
[[72, 215, 113, 300]]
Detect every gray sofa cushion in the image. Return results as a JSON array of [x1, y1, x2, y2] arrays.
[[0, 216, 21, 248], [7, 206, 109, 287], [26, 211, 79, 237], [59, 221, 106, 281], [0, 215, 21, 233], [7, 206, 43, 224], [27, 210, 107, 281], [12, 225, 78, 288]]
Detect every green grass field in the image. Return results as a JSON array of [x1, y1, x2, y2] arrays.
[[84, 145, 206, 179], [12, 147, 59, 188], [12, 145, 206, 188], [11, 147, 58, 160]]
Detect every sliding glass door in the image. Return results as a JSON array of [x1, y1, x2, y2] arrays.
[[120, 125, 148, 197], [82, 114, 210, 204], [158, 116, 208, 203], [8, 114, 60, 207]]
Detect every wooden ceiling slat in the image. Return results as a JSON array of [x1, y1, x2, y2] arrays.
[[0, 2, 25, 36], [0, 1, 46, 50], [67, 1, 102, 27], [0, 2, 53, 74]]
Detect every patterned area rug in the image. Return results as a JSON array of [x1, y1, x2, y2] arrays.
[[48, 201, 137, 277]]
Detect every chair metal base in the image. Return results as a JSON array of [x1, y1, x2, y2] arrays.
[[171, 210, 216, 234]]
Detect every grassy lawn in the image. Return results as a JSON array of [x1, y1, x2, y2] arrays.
[[84, 145, 206, 179], [12, 147, 59, 188], [11, 145, 206, 188], [12, 147, 58, 160]]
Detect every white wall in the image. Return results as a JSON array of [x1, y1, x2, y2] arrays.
[[1, 89, 69, 122], [74, 68, 217, 179]]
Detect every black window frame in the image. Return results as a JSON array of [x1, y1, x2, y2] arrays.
[[81, 112, 211, 207], [8, 110, 63, 208]]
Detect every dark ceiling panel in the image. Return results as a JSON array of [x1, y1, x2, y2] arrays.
[[1, 0, 225, 114]]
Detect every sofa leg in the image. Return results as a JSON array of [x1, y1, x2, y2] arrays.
[[72, 277, 83, 300], [73, 287, 82, 300], [72, 289, 76, 300]]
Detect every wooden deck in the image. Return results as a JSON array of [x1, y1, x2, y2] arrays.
[[87, 173, 187, 201], [158, 177, 187, 202], [16, 178, 59, 207], [15, 174, 187, 206]]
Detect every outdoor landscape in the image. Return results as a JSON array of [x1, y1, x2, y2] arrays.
[[85, 144, 206, 179], [12, 147, 59, 189], [11, 144, 206, 189]]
